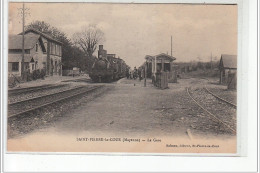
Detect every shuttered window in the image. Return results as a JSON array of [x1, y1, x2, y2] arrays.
[[36, 43, 38, 52], [12, 62, 19, 71]]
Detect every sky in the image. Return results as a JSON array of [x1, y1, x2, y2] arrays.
[[9, 3, 237, 68]]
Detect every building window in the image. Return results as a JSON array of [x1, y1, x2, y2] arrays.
[[50, 43, 52, 54], [55, 44, 57, 55], [25, 49, 30, 54], [42, 62, 46, 70], [9, 49, 30, 54], [9, 49, 21, 53], [44, 42, 47, 51], [12, 62, 19, 71], [36, 43, 38, 52], [52, 43, 55, 54], [50, 42, 52, 54]]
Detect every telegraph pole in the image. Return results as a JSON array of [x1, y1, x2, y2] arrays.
[[18, 3, 30, 81], [171, 36, 172, 57], [21, 3, 25, 80], [144, 61, 147, 87]]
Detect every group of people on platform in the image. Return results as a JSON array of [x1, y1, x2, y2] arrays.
[[126, 67, 145, 81]]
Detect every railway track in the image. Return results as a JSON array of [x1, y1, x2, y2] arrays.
[[186, 87, 236, 134], [204, 87, 237, 108], [8, 85, 103, 118], [8, 84, 67, 96], [61, 78, 91, 83]]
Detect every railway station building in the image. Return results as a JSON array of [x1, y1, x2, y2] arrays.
[[8, 28, 62, 79]]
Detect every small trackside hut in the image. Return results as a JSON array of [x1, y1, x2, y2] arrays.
[[219, 54, 237, 89], [145, 53, 176, 89]]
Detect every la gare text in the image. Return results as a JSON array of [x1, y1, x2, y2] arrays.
[[76, 137, 162, 143]]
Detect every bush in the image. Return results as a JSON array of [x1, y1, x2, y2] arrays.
[[197, 62, 204, 70], [40, 69, 46, 79], [32, 69, 45, 80], [205, 62, 211, 69]]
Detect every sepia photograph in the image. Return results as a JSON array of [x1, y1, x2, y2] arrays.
[[6, 2, 238, 153]]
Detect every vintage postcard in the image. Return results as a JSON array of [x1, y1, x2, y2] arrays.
[[6, 2, 238, 153]]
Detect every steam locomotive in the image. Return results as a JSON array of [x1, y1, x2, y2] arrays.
[[89, 45, 129, 82]]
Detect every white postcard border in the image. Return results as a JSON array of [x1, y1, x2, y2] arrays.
[[1, 0, 258, 172]]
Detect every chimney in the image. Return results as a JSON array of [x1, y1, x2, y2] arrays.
[[99, 45, 103, 50]]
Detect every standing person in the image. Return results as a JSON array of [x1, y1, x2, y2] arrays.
[[138, 68, 142, 81], [129, 71, 132, 79], [133, 67, 137, 80], [126, 70, 129, 79], [141, 68, 144, 80], [26, 68, 30, 81]]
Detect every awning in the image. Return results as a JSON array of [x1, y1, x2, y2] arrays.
[[8, 54, 34, 63]]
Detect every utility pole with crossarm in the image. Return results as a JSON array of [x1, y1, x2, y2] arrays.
[[18, 3, 30, 81]]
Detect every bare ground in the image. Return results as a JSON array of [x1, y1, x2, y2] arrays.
[[8, 77, 237, 140]]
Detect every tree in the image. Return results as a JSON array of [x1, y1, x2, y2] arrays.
[[25, 21, 51, 33], [205, 62, 211, 69], [25, 21, 89, 71], [73, 24, 105, 57], [197, 62, 204, 70], [26, 21, 72, 48]]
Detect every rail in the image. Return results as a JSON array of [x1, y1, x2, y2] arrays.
[[8, 84, 67, 95], [9, 86, 84, 106], [186, 87, 236, 134], [204, 87, 237, 108], [8, 85, 103, 118]]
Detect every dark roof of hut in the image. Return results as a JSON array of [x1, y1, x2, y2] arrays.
[[220, 54, 237, 69]]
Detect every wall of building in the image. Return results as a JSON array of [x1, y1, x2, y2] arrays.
[[50, 42, 62, 57], [30, 39, 46, 71], [8, 39, 47, 77], [220, 68, 237, 84], [50, 55, 62, 75], [41, 38, 62, 76], [8, 32, 63, 78]]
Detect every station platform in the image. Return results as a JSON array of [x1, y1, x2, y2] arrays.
[[9, 75, 90, 89]]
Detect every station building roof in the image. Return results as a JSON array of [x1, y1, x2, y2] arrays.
[[145, 53, 176, 62], [19, 28, 62, 45], [9, 34, 40, 50]]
